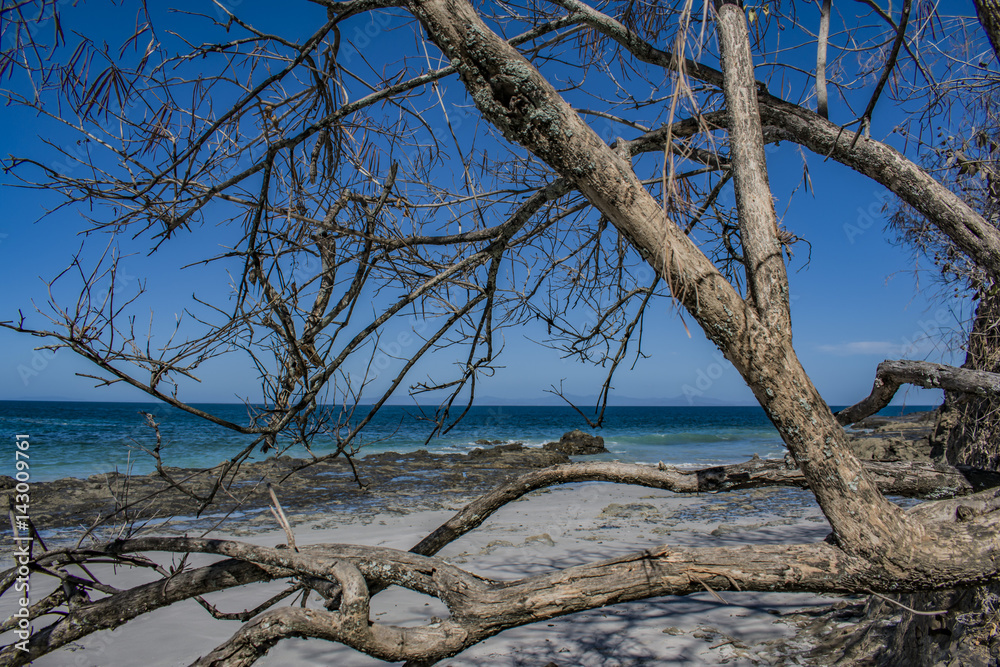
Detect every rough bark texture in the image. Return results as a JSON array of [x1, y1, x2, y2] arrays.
[[816, 0, 832, 118], [976, 0, 1000, 61], [714, 0, 790, 331], [810, 584, 1000, 666]]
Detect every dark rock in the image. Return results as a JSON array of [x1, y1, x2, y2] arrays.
[[468, 443, 527, 459], [853, 410, 937, 429], [475, 439, 504, 445], [849, 435, 933, 462], [363, 451, 403, 462], [7, 437, 567, 537], [847, 412, 937, 462], [466, 443, 568, 467], [543, 429, 607, 455]]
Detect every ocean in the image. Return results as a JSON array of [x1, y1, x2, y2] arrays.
[[0, 400, 933, 482]]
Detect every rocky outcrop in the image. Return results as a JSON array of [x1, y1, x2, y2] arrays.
[[467, 443, 569, 466], [847, 411, 936, 462], [0, 443, 570, 536], [542, 429, 607, 455]]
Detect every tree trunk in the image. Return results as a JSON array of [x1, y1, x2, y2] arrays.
[[975, 0, 1000, 61], [405, 0, 920, 569], [938, 286, 1000, 470]]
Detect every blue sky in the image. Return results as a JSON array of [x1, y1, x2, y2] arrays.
[[0, 1, 974, 408]]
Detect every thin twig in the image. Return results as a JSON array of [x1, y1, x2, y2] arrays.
[[866, 589, 950, 616]]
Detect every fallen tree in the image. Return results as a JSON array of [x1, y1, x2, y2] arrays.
[[2, 0, 1000, 665]]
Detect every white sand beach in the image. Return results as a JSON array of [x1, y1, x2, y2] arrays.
[[7, 481, 849, 666]]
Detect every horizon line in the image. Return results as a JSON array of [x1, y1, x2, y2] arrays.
[[0, 397, 938, 409]]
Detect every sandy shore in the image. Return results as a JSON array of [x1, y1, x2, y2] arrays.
[[5, 414, 938, 666], [4, 479, 852, 666]]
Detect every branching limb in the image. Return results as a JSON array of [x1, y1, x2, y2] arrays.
[[836, 359, 1000, 425], [410, 458, 999, 558]]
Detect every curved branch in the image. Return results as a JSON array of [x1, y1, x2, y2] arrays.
[[410, 458, 996, 557], [836, 359, 1000, 425], [0, 559, 273, 666], [549, 0, 1000, 281]]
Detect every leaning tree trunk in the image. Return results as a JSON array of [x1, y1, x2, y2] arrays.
[[938, 284, 1000, 470], [405, 0, 922, 573]]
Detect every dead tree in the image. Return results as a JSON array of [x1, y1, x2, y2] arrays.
[[3, 0, 1000, 665]]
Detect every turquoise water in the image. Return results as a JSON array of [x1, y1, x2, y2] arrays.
[[0, 401, 933, 482]]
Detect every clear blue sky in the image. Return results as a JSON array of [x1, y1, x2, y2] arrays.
[[0, 1, 973, 408]]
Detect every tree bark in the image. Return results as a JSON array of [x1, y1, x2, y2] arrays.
[[405, 0, 917, 573], [975, 0, 1000, 61], [714, 0, 791, 331], [940, 287, 1000, 468], [816, 0, 832, 118]]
